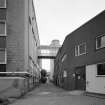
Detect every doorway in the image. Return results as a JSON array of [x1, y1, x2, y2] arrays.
[[75, 66, 86, 90]]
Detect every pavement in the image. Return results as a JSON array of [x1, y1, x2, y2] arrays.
[[9, 83, 105, 105]]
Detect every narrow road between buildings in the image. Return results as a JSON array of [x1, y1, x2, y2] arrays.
[[10, 83, 105, 105]]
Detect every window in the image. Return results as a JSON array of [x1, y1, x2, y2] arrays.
[[0, 48, 6, 64], [0, 64, 6, 72], [79, 43, 86, 55], [0, 9, 6, 20], [0, 37, 6, 48], [63, 70, 67, 77], [97, 63, 105, 75], [75, 46, 78, 56], [41, 50, 49, 54], [33, 35, 36, 43], [61, 54, 67, 62], [0, 0, 6, 8], [0, 21, 6, 36], [32, 27, 34, 35], [29, 16, 31, 24], [32, 16, 35, 20], [96, 35, 105, 49], [75, 43, 86, 56]]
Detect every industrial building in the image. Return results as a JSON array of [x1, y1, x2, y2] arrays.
[[0, 0, 40, 97], [54, 10, 105, 94]]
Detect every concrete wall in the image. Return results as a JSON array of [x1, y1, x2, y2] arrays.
[[86, 64, 105, 94], [24, 0, 29, 72], [0, 0, 40, 98], [7, 0, 39, 73], [0, 78, 27, 97], [7, 0, 25, 72], [28, 0, 39, 75]]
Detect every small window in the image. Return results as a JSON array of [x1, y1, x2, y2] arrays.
[[41, 50, 49, 54], [0, 37, 6, 48], [32, 27, 34, 35], [75, 43, 86, 56], [0, 64, 6, 72], [0, 9, 6, 20], [63, 70, 67, 77], [61, 54, 67, 62], [97, 63, 105, 75], [0, 48, 6, 64], [36, 42, 37, 47], [75, 46, 78, 56], [96, 35, 105, 49], [32, 16, 35, 20], [79, 43, 86, 55], [0, 0, 6, 8], [0, 21, 6, 36], [29, 16, 31, 24], [33, 35, 36, 42]]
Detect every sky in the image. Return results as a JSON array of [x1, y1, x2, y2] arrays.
[[33, 0, 105, 45], [33, 0, 105, 72], [42, 59, 50, 72]]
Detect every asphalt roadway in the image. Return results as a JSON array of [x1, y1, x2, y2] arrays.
[[10, 83, 105, 105]]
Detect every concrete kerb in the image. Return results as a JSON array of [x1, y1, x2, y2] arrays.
[[84, 92, 105, 99], [68, 90, 85, 96]]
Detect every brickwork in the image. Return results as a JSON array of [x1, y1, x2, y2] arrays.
[[54, 10, 105, 92]]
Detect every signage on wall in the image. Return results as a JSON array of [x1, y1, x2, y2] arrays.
[[63, 71, 67, 77]]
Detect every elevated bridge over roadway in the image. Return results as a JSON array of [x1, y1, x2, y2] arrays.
[[38, 45, 60, 59], [37, 45, 60, 80]]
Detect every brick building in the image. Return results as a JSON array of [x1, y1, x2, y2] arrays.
[[0, 0, 40, 97], [54, 10, 105, 94]]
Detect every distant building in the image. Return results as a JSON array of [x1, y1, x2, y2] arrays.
[[50, 39, 61, 47], [0, 0, 40, 97], [54, 10, 105, 94], [49, 39, 60, 81]]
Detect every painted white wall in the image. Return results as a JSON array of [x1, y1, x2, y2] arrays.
[[86, 64, 105, 94]]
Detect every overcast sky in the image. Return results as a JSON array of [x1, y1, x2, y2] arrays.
[[34, 0, 105, 45]]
